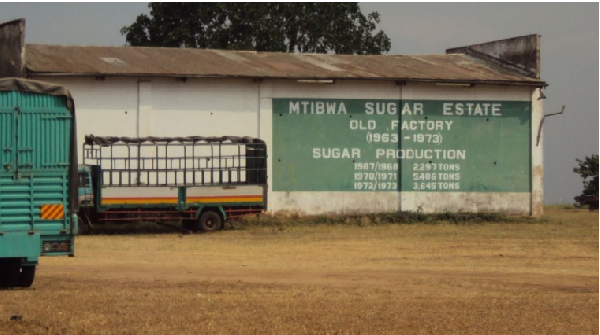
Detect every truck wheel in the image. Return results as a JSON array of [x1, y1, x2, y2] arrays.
[[199, 211, 222, 232], [0, 259, 21, 288], [18, 266, 36, 288]]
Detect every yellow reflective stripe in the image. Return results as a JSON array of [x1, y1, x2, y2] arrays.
[[102, 196, 263, 205], [40, 204, 64, 220], [102, 198, 179, 205], [187, 196, 263, 203]]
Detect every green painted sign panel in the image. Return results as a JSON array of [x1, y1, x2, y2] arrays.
[[272, 99, 531, 192]]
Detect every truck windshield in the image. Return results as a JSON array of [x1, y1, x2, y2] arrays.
[[79, 172, 90, 187]]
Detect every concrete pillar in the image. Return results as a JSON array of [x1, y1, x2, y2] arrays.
[[531, 88, 544, 217]]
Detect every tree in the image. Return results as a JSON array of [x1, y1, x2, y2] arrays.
[[573, 155, 599, 209], [121, 3, 391, 55]]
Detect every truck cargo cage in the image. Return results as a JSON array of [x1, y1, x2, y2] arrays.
[[83, 135, 267, 187]]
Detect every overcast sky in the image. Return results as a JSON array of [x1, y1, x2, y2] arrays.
[[1, 2, 598, 204]]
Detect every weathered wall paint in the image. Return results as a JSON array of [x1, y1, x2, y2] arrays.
[[263, 81, 537, 214], [272, 98, 531, 193], [31, 77, 541, 215], [447, 34, 541, 79]]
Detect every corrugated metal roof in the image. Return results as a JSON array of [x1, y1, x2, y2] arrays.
[[25, 44, 545, 86]]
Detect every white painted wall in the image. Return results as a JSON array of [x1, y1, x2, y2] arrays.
[[31, 77, 260, 161], [32, 76, 541, 216], [146, 78, 259, 137], [35, 77, 139, 161]]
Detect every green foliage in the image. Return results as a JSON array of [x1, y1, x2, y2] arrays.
[[121, 3, 391, 55], [573, 154, 599, 208]]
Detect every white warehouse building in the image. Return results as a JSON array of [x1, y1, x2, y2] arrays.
[[1, 20, 546, 216]]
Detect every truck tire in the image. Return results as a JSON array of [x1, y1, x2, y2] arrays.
[[0, 259, 21, 288], [18, 266, 36, 288], [199, 211, 222, 232]]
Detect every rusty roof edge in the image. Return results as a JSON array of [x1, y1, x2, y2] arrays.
[[25, 71, 547, 87], [24, 44, 548, 86]]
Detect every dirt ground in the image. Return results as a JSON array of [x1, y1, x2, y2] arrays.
[[0, 207, 598, 334]]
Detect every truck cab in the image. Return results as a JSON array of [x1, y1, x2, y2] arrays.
[[78, 165, 94, 207]]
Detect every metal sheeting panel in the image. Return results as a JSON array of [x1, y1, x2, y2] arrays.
[[18, 92, 66, 110], [24, 44, 545, 86], [0, 91, 71, 233], [0, 173, 70, 230], [18, 110, 71, 170], [0, 90, 18, 108], [0, 77, 78, 215], [0, 108, 15, 169]]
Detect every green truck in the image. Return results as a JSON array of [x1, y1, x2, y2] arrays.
[[78, 135, 267, 232], [0, 78, 78, 288]]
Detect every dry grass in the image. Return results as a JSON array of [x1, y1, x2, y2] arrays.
[[0, 207, 598, 334]]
